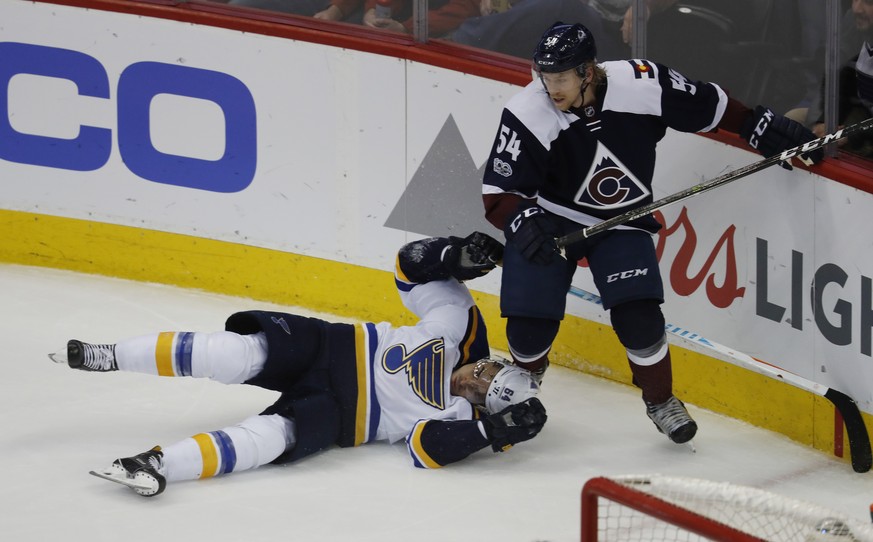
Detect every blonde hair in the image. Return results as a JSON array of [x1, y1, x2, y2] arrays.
[[589, 62, 607, 85]]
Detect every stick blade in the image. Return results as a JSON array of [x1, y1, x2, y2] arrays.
[[825, 389, 872, 473]]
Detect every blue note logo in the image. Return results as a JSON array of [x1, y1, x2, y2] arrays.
[[382, 339, 446, 409]]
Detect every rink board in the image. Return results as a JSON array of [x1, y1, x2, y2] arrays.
[[1, 0, 872, 462], [0, 208, 854, 461]]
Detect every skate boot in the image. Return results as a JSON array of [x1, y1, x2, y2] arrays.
[[62, 340, 117, 372], [530, 359, 549, 384], [516, 358, 549, 384], [646, 396, 698, 444], [91, 446, 167, 497]]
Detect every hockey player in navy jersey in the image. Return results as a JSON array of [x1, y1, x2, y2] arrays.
[[50, 232, 546, 496], [482, 22, 824, 445]]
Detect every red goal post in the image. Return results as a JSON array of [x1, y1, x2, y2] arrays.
[[581, 475, 873, 542]]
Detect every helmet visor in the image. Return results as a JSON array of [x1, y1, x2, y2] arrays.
[[451, 359, 505, 405]]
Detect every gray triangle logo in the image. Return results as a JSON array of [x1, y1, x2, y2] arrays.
[[384, 115, 503, 239]]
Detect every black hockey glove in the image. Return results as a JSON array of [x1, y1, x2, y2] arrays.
[[741, 106, 824, 169], [504, 205, 560, 265], [481, 397, 547, 453], [443, 232, 504, 281]]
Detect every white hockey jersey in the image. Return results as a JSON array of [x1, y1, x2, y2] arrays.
[[356, 277, 483, 445], [336, 238, 493, 468]]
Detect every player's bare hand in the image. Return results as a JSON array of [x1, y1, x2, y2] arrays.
[[812, 122, 847, 146], [313, 5, 343, 20], [363, 10, 406, 33]]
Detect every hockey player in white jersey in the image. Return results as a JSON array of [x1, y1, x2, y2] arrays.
[[482, 22, 824, 445], [50, 232, 545, 497]]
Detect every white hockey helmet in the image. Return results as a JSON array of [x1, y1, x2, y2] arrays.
[[485, 363, 541, 413]]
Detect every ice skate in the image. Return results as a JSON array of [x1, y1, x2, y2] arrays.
[[646, 396, 698, 444], [530, 359, 549, 384], [48, 340, 117, 372], [90, 446, 166, 497], [516, 358, 549, 385]]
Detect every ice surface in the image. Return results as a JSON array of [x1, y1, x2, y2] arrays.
[[3, 264, 872, 542]]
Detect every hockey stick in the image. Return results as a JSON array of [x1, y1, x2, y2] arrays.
[[556, 117, 873, 252], [568, 285, 873, 473]]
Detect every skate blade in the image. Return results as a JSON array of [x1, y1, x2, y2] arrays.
[[89, 469, 154, 491], [47, 349, 68, 364]]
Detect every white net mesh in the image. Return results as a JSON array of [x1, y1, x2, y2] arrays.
[[586, 474, 873, 542]]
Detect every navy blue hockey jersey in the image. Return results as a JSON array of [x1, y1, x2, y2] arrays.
[[483, 60, 729, 232]]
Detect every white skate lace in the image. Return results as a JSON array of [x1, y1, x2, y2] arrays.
[[83, 344, 116, 371], [147, 454, 164, 474], [647, 396, 692, 435]]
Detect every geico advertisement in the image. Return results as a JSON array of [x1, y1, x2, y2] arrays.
[[0, 0, 414, 270], [3, 1, 873, 411]]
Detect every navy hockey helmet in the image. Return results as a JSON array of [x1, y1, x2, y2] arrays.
[[533, 22, 597, 75]]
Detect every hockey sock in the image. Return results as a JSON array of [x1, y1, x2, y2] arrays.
[[114, 331, 267, 383], [506, 317, 559, 373], [628, 346, 673, 405], [160, 414, 296, 482]]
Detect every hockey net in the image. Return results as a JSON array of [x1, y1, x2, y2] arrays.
[[581, 474, 873, 542]]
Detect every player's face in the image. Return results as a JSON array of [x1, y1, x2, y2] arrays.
[[853, 0, 873, 33], [451, 359, 503, 405], [540, 68, 585, 111]]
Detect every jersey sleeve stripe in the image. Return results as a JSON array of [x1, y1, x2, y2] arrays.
[[394, 252, 417, 292], [702, 83, 728, 132], [458, 305, 488, 366], [353, 323, 382, 446], [365, 323, 381, 440], [406, 420, 442, 469]]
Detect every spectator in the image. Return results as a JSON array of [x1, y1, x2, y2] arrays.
[[225, 0, 365, 23], [618, 0, 675, 45], [790, 0, 873, 158], [362, 0, 480, 38], [450, 0, 626, 61]]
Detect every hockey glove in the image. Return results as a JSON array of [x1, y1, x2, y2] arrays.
[[504, 205, 560, 265], [741, 106, 824, 169], [443, 232, 504, 281], [481, 397, 547, 452]]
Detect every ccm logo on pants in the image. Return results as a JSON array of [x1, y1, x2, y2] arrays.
[[606, 268, 649, 283]]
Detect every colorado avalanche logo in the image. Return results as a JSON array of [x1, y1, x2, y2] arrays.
[[574, 142, 649, 209]]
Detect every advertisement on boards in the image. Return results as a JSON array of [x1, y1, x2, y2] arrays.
[[2, 0, 873, 411]]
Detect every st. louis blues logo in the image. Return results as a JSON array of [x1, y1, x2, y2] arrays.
[[574, 142, 649, 209], [382, 339, 446, 409]]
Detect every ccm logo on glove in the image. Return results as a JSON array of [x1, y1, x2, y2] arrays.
[[747, 108, 775, 151]]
